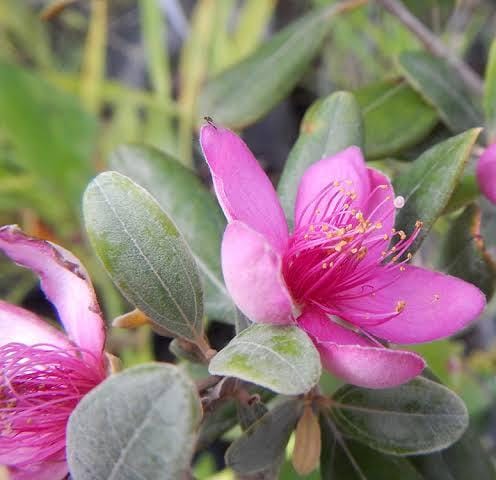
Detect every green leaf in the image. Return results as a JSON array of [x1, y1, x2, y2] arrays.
[[410, 427, 496, 480], [443, 174, 480, 214], [209, 324, 321, 395], [398, 51, 483, 133], [109, 145, 235, 323], [197, 400, 237, 451], [83, 171, 204, 342], [355, 79, 438, 159], [198, 7, 331, 129], [439, 203, 496, 299], [394, 128, 481, 253], [0, 61, 96, 216], [331, 377, 468, 456], [320, 414, 423, 480], [484, 38, 496, 142], [225, 398, 303, 474], [278, 91, 363, 226], [67, 363, 202, 480]]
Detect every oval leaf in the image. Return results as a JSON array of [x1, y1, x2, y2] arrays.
[[411, 427, 496, 480], [331, 376, 468, 456], [67, 363, 202, 480], [278, 91, 363, 226], [439, 203, 496, 299], [484, 38, 496, 142], [394, 128, 481, 253], [355, 79, 438, 159], [226, 398, 303, 474], [198, 7, 330, 129], [399, 51, 483, 134], [209, 324, 321, 395], [83, 171, 204, 342], [320, 414, 423, 480], [109, 144, 235, 323]]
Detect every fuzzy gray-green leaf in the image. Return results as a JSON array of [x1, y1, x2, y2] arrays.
[[67, 364, 202, 480], [209, 324, 321, 395], [394, 128, 481, 253], [83, 171, 204, 341], [332, 377, 468, 456], [399, 51, 483, 134], [109, 144, 235, 323]]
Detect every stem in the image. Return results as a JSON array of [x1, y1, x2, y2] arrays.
[[80, 0, 108, 112], [377, 0, 483, 96]]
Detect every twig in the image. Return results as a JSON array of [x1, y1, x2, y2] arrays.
[[377, 0, 483, 96]]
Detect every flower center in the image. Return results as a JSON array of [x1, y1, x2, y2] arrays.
[[0, 342, 105, 467], [282, 179, 421, 323]]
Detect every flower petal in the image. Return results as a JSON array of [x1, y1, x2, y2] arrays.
[[294, 147, 371, 227], [362, 168, 396, 262], [298, 308, 425, 388], [356, 266, 486, 344], [9, 460, 68, 480], [0, 225, 105, 356], [476, 143, 496, 204], [200, 124, 288, 252], [0, 301, 71, 349], [221, 221, 293, 324]]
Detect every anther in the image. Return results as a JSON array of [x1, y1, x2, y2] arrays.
[[395, 300, 406, 313]]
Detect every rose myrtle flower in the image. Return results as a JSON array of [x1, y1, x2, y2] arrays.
[[200, 124, 485, 389], [476, 143, 496, 204], [0, 226, 107, 480]]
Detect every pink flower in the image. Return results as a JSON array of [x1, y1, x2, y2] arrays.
[[0, 226, 107, 480], [200, 124, 486, 389], [476, 143, 496, 204]]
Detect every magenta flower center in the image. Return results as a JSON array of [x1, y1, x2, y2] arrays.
[[282, 179, 421, 325], [0, 342, 105, 467]]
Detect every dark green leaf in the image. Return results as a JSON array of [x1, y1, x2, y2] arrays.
[[109, 145, 235, 323], [320, 414, 423, 480], [278, 91, 363, 226], [67, 363, 202, 480], [197, 400, 238, 451], [484, 38, 496, 142], [209, 324, 321, 395], [225, 398, 303, 474], [439, 203, 496, 299], [399, 51, 483, 133], [410, 427, 496, 480], [394, 128, 481, 253], [238, 399, 269, 431], [443, 174, 479, 214], [83, 171, 204, 342], [331, 377, 468, 456], [198, 7, 332, 129], [0, 61, 96, 214], [355, 79, 438, 159]]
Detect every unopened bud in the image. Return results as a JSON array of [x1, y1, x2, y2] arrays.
[[112, 309, 150, 329], [292, 405, 321, 475]]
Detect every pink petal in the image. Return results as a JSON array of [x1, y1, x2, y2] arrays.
[[298, 308, 425, 388], [221, 221, 293, 324], [9, 460, 68, 480], [0, 301, 71, 349], [476, 143, 496, 204], [362, 168, 396, 262], [200, 124, 288, 252], [358, 266, 486, 344], [294, 147, 370, 227], [0, 225, 105, 356]]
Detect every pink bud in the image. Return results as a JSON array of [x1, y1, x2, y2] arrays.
[[476, 143, 496, 204]]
